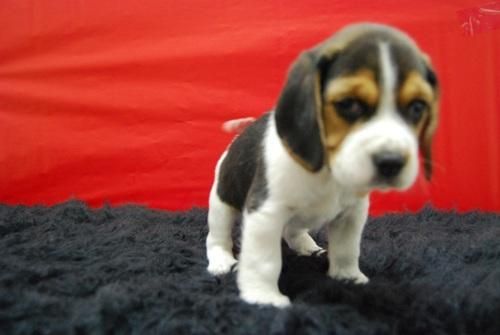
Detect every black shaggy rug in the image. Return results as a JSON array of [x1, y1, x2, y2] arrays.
[[1, 201, 499, 335]]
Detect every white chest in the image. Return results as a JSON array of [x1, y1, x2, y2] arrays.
[[263, 113, 361, 229], [289, 185, 356, 230]]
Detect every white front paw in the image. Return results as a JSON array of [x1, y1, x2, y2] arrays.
[[329, 267, 369, 284], [240, 290, 291, 308]]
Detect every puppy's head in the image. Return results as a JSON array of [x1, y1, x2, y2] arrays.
[[275, 23, 439, 193]]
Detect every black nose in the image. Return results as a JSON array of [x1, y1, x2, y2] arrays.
[[372, 152, 406, 179]]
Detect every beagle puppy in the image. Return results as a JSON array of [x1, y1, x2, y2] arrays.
[[206, 23, 439, 307]]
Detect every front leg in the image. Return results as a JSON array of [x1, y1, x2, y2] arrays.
[[237, 206, 291, 307], [327, 197, 369, 284]]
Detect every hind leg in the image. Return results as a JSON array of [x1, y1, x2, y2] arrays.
[[206, 187, 239, 275]]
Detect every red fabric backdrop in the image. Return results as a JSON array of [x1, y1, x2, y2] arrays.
[[1, 0, 499, 214]]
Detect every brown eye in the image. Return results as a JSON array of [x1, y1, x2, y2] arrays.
[[405, 99, 428, 124], [334, 98, 370, 123]]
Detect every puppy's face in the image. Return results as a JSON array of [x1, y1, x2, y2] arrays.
[[322, 34, 438, 193], [275, 24, 439, 194]]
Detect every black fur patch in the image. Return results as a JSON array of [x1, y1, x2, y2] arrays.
[[275, 53, 325, 172], [326, 36, 381, 80], [425, 67, 438, 88], [324, 31, 433, 91], [216, 113, 270, 211], [389, 42, 429, 88]]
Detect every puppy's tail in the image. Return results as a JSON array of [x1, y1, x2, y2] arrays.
[[221, 117, 256, 134]]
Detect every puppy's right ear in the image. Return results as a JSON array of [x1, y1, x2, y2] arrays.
[[420, 60, 439, 180], [274, 52, 328, 172]]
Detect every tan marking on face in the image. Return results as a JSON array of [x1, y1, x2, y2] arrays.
[[398, 71, 436, 133], [322, 70, 378, 157], [399, 71, 434, 106], [325, 70, 379, 106]]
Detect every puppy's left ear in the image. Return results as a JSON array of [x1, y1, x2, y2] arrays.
[[274, 51, 333, 172], [420, 62, 439, 180]]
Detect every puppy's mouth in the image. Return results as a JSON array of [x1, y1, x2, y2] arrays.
[[371, 181, 397, 192], [369, 175, 409, 192]]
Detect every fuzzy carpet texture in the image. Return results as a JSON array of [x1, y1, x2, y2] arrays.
[[0, 201, 499, 335]]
